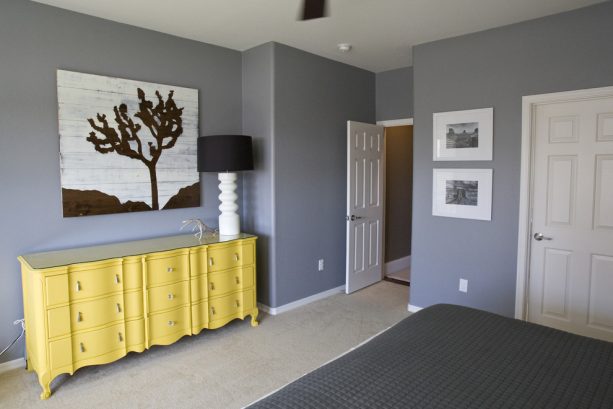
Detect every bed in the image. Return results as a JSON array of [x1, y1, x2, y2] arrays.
[[247, 304, 613, 408]]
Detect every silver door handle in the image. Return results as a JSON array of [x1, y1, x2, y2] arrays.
[[346, 215, 365, 221], [534, 233, 553, 241]]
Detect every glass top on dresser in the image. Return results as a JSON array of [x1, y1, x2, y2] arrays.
[[20, 233, 256, 270]]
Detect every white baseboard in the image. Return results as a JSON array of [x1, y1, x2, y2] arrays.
[[258, 285, 345, 316], [385, 255, 411, 275], [0, 358, 25, 375], [408, 304, 423, 313]]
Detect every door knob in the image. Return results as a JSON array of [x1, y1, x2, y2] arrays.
[[533, 233, 552, 241], [346, 215, 365, 221]]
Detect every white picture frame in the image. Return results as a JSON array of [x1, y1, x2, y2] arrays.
[[433, 107, 493, 161], [432, 168, 493, 221]]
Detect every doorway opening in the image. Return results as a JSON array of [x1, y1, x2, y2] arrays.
[[379, 119, 413, 286], [345, 118, 413, 294]]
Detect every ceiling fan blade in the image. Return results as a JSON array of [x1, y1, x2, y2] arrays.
[[300, 0, 327, 21]]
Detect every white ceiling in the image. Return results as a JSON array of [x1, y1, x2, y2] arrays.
[[33, 0, 604, 73]]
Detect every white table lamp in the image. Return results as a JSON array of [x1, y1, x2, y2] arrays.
[[197, 135, 254, 236]]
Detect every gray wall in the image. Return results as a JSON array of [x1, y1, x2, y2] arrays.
[[242, 43, 276, 306], [0, 0, 242, 363], [376, 66, 414, 121], [273, 43, 375, 306], [410, 1, 613, 317], [385, 125, 413, 262]]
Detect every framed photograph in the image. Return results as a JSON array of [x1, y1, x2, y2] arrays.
[[432, 168, 493, 221], [433, 107, 493, 161]]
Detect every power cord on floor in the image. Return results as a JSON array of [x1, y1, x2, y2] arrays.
[[0, 319, 25, 358]]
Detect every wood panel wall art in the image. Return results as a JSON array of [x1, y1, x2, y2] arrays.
[[57, 70, 200, 217]]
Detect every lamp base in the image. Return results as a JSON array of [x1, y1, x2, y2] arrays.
[[218, 172, 240, 236]]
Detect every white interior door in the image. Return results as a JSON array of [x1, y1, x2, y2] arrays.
[[346, 121, 385, 294], [528, 96, 613, 341]]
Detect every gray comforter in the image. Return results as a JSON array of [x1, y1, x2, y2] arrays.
[[247, 304, 613, 408]]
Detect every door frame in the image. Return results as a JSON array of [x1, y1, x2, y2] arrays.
[[376, 118, 413, 280], [376, 118, 413, 127], [515, 85, 613, 320]]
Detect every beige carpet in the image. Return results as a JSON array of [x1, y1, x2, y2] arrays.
[[386, 268, 410, 283], [0, 281, 410, 409]]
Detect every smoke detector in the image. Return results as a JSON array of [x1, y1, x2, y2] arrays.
[[337, 43, 352, 53]]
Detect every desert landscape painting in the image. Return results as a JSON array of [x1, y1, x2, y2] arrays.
[[57, 70, 200, 217]]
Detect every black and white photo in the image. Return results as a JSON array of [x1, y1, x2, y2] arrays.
[[433, 169, 492, 220], [446, 122, 479, 149], [433, 108, 493, 161], [445, 180, 478, 206]]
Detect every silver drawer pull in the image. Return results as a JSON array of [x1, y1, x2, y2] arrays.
[[76, 312, 82, 322], [209, 257, 214, 266], [76, 281, 81, 292], [167, 267, 174, 273], [211, 306, 216, 315], [116, 303, 121, 313], [235, 300, 240, 308], [168, 293, 175, 300], [234, 253, 239, 262], [235, 276, 240, 285], [210, 282, 215, 291], [167, 320, 176, 327], [118, 332, 123, 342], [80, 342, 85, 353], [114, 274, 120, 284]]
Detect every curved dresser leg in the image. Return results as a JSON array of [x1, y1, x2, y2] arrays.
[[38, 374, 51, 400], [250, 308, 259, 327]]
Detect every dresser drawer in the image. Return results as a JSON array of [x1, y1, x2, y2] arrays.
[[145, 252, 189, 287], [69, 291, 143, 333], [70, 294, 124, 333], [148, 306, 191, 346], [191, 300, 209, 332], [47, 306, 71, 339], [124, 290, 144, 320], [72, 322, 127, 363], [190, 275, 208, 303], [48, 319, 144, 373], [68, 262, 123, 302], [208, 265, 255, 298], [49, 337, 72, 371], [45, 274, 69, 307], [147, 281, 189, 314], [209, 289, 255, 321], [189, 246, 208, 277], [122, 257, 143, 291], [207, 242, 254, 272], [125, 318, 145, 349]]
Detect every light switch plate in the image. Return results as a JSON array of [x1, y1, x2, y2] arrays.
[[459, 279, 468, 293]]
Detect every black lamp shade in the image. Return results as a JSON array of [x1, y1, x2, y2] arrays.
[[197, 135, 254, 172]]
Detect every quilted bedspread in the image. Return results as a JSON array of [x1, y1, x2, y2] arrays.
[[247, 304, 613, 408]]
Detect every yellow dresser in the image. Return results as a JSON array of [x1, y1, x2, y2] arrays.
[[18, 233, 258, 399]]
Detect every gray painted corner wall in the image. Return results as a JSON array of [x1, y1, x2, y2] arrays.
[[0, 0, 242, 363], [273, 43, 375, 306], [410, 1, 613, 317], [242, 43, 276, 306], [376, 66, 414, 121]]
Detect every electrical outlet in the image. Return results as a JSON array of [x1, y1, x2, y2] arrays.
[[318, 259, 324, 271], [459, 279, 468, 293]]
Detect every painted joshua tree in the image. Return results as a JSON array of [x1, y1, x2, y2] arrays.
[[58, 70, 200, 217], [86, 88, 183, 210]]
